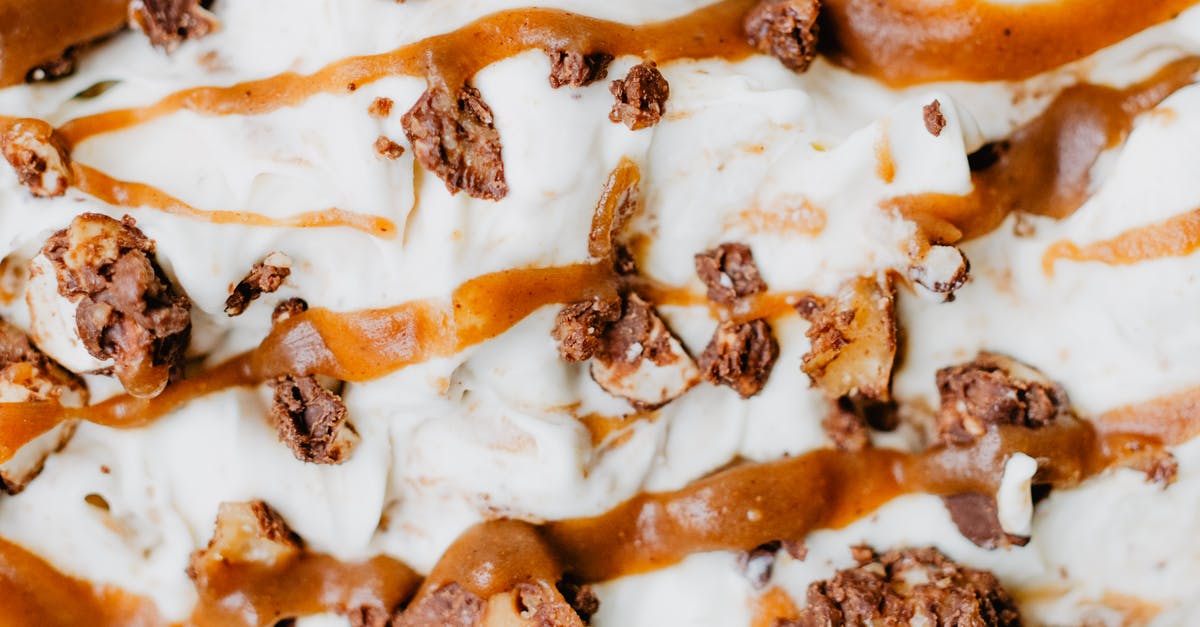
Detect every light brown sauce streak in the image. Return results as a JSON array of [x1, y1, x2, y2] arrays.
[[1043, 208, 1200, 273]]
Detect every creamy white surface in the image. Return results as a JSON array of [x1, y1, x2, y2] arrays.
[[0, 1, 1198, 625]]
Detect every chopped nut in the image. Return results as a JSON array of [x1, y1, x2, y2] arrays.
[[546, 48, 613, 88], [589, 293, 699, 408], [800, 275, 897, 403], [552, 295, 623, 362], [188, 500, 302, 584], [129, 0, 218, 52], [1, 118, 73, 198], [41, 214, 192, 398], [269, 375, 358, 464], [225, 253, 292, 316], [401, 80, 507, 200], [393, 583, 485, 627], [374, 136, 406, 160], [743, 0, 821, 73], [923, 99, 947, 137], [608, 62, 669, 130], [694, 243, 768, 304], [935, 352, 1072, 445], [272, 297, 309, 325], [368, 97, 394, 118], [698, 319, 779, 398], [943, 492, 1030, 551], [789, 547, 1022, 626], [514, 580, 589, 626], [909, 244, 969, 297]]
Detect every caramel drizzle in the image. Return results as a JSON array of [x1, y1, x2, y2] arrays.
[[1043, 207, 1200, 273], [0, 0, 128, 87]]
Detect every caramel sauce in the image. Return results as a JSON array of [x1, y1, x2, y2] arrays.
[[727, 202, 827, 238], [820, 0, 1200, 86], [752, 586, 800, 627], [0, 0, 128, 87], [1042, 208, 1200, 274], [874, 125, 896, 184], [884, 57, 1200, 243]]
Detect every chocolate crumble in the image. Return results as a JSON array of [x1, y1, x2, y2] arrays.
[[923, 99, 947, 137], [547, 48, 614, 88], [589, 292, 699, 408], [224, 252, 291, 316], [42, 214, 192, 398], [743, 0, 822, 73], [821, 405, 871, 452], [935, 353, 1072, 445], [268, 375, 358, 464], [800, 275, 897, 403], [698, 319, 779, 398], [552, 295, 623, 362], [1, 118, 73, 198], [557, 580, 600, 624], [401, 80, 507, 200], [272, 297, 309, 325], [130, 0, 218, 52], [944, 492, 1030, 551], [374, 136, 406, 160], [515, 580, 591, 626], [393, 583, 485, 627], [368, 97, 394, 118], [694, 243, 768, 304], [609, 62, 670, 130]]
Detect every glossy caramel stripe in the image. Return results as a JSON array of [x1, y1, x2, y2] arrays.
[[1043, 208, 1200, 273], [0, 0, 127, 87]]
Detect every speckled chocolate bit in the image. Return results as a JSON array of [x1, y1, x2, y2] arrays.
[[695, 243, 768, 304], [935, 352, 1072, 445], [923, 99, 947, 137], [786, 547, 1022, 627], [188, 500, 302, 584], [393, 583, 485, 627], [1, 119, 73, 198], [374, 135, 406, 160], [42, 214, 191, 398], [368, 97, 394, 118], [800, 275, 896, 403], [224, 252, 291, 316], [515, 580, 592, 626], [547, 48, 614, 88], [272, 297, 309, 325], [698, 319, 779, 398], [609, 62, 669, 130], [129, 0, 218, 52], [743, 0, 821, 73], [552, 295, 623, 362], [943, 492, 1031, 550], [401, 80, 507, 200], [268, 375, 358, 464]]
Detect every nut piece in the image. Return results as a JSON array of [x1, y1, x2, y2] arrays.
[[368, 97, 394, 118], [787, 547, 1022, 627], [923, 99, 947, 137], [41, 214, 192, 398], [589, 293, 699, 408], [935, 352, 1072, 445], [608, 62, 670, 131], [800, 275, 897, 403], [698, 319, 779, 398], [546, 49, 613, 88], [188, 500, 302, 583], [513, 580, 590, 626], [1, 119, 73, 198], [552, 295, 623, 362], [743, 0, 822, 73], [129, 0, 218, 52], [374, 136, 406, 160], [225, 252, 292, 316], [402, 81, 507, 200], [909, 244, 969, 298], [694, 243, 768, 305], [943, 493, 1030, 551], [268, 375, 359, 464], [821, 405, 870, 452], [393, 583, 485, 627]]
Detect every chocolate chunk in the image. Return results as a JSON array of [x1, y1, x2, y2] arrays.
[[1, 118, 73, 198], [556, 581, 600, 623], [374, 136, 406, 160], [790, 547, 1022, 626], [515, 580, 589, 626], [589, 293, 699, 408], [552, 295, 623, 362], [130, 0, 218, 52], [821, 406, 870, 452], [698, 319, 779, 398], [268, 375, 358, 464], [608, 62, 669, 130], [224, 253, 291, 316], [800, 275, 896, 403], [923, 99, 947, 137], [694, 243, 768, 304], [743, 0, 822, 73], [594, 294, 676, 367], [935, 353, 1072, 445], [739, 541, 784, 589], [188, 500, 303, 584], [393, 583, 485, 627], [943, 492, 1030, 550], [401, 81, 507, 200], [42, 214, 191, 398], [272, 297, 309, 325], [547, 48, 614, 88], [368, 97, 394, 118]]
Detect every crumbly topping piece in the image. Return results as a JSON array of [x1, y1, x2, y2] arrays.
[[224, 252, 291, 316], [547, 48, 614, 88], [41, 214, 191, 398], [589, 293, 699, 408], [1, 118, 73, 198], [923, 99, 947, 137], [788, 547, 1022, 626], [695, 243, 768, 305], [743, 0, 822, 73], [552, 295, 623, 362], [800, 275, 896, 403], [908, 244, 969, 298], [368, 97, 394, 118], [935, 353, 1072, 445], [272, 297, 309, 325], [402, 81, 507, 200], [129, 0, 218, 52], [943, 492, 1030, 551], [268, 375, 358, 464], [609, 62, 670, 130], [821, 405, 870, 452], [188, 500, 303, 584], [375, 136, 406, 160], [393, 583, 485, 627], [556, 581, 600, 624], [514, 580, 590, 626], [698, 319, 779, 398]]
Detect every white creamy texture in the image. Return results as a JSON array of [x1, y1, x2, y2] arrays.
[[0, 0, 1199, 625]]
